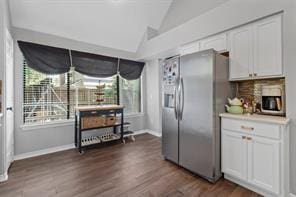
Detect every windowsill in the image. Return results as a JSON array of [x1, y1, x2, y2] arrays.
[[20, 119, 75, 131], [20, 112, 145, 131], [121, 112, 145, 118]]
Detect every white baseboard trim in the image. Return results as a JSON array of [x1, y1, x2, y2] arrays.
[[146, 129, 162, 137], [14, 143, 75, 161], [290, 193, 296, 197], [13, 130, 161, 161], [0, 172, 8, 182], [225, 174, 286, 197], [132, 129, 162, 137], [133, 130, 149, 135]]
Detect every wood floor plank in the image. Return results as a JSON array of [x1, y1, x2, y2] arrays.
[[0, 134, 261, 197]]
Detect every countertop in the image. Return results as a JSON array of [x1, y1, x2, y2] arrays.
[[220, 113, 290, 125], [75, 105, 124, 111]]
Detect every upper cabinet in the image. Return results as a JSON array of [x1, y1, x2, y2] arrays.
[[229, 25, 254, 79], [229, 14, 283, 81], [179, 41, 200, 56], [200, 33, 228, 52], [253, 15, 282, 77]]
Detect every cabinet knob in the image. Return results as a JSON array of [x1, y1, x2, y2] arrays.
[[242, 136, 246, 139], [247, 137, 252, 140], [254, 73, 257, 77], [241, 125, 254, 131], [249, 73, 252, 77]]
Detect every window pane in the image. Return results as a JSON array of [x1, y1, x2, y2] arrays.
[[119, 78, 141, 114], [23, 63, 68, 124], [23, 60, 141, 124], [69, 72, 117, 118]]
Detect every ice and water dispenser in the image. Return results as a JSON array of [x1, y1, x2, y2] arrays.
[[162, 58, 178, 109]]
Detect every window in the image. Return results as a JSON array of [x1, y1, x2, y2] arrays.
[[23, 63, 69, 124], [69, 72, 118, 119], [119, 78, 141, 114], [23, 61, 142, 124]]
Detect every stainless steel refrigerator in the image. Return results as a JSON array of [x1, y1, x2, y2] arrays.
[[162, 49, 233, 183]]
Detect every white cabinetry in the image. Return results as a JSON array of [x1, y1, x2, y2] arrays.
[[222, 130, 247, 180], [229, 25, 253, 79], [254, 15, 282, 77], [221, 115, 289, 197], [179, 41, 200, 56], [229, 14, 283, 80], [247, 136, 280, 193], [200, 33, 228, 52]]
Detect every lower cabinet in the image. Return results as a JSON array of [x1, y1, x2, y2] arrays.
[[222, 131, 247, 180], [221, 117, 289, 196], [247, 136, 280, 194]]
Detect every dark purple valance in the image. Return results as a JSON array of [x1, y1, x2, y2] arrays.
[[71, 50, 118, 78], [119, 59, 145, 80], [18, 41, 145, 79], [18, 41, 71, 74]]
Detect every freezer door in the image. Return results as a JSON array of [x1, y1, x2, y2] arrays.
[[162, 57, 179, 164], [162, 106, 179, 163], [179, 50, 215, 180]]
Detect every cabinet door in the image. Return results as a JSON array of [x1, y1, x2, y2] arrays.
[[179, 41, 200, 56], [247, 136, 280, 194], [229, 25, 253, 80], [254, 15, 282, 77], [222, 130, 247, 180], [200, 33, 227, 52]]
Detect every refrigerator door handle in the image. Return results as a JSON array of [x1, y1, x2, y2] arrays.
[[179, 77, 184, 120], [174, 79, 179, 120]]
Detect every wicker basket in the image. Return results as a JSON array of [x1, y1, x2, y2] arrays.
[[105, 116, 117, 126], [81, 116, 106, 129]]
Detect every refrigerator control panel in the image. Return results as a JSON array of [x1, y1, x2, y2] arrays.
[[162, 58, 178, 86]]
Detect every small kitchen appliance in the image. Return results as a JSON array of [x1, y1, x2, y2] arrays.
[[261, 85, 285, 116]]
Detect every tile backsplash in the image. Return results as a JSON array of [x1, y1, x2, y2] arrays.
[[235, 78, 285, 104]]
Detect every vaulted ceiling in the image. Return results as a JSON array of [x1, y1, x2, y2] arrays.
[[9, 0, 173, 53], [9, 0, 232, 54]]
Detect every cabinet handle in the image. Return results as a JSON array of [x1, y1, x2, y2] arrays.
[[247, 137, 252, 140], [242, 136, 246, 139], [249, 73, 252, 77], [241, 125, 254, 131], [254, 73, 257, 77]]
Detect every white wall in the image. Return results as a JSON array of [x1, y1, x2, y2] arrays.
[[138, 0, 296, 194], [137, 0, 287, 60], [158, 0, 230, 34], [13, 27, 136, 60], [284, 0, 296, 193], [144, 59, 162, 134], [13, 30, 146, 156], [0, 0, 12, 178], [0, 0, 5, 178]]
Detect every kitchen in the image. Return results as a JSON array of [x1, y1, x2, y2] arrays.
[[161, 13, 289, 197], [0, 0, 296, 197]]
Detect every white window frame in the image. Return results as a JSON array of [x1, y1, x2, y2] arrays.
[[21, 69, 144, 130]]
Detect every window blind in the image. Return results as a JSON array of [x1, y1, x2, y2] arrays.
[[23, 61, 69, 124]]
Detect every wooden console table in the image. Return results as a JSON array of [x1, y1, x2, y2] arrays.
[[75, 105, 124, 153]]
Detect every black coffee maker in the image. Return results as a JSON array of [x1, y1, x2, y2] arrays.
[[261, 85, 285, 116]]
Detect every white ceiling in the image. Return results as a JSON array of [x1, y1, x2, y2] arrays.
[[159, 0, 230, 33], [9, 0, 172, 52]]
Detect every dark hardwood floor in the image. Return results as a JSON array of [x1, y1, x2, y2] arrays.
[[0, 134, 261, 197]]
